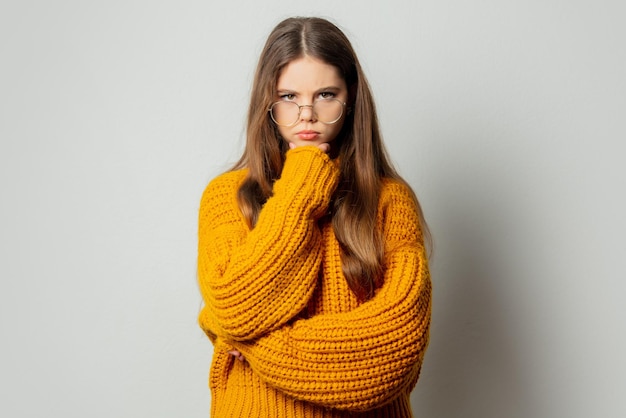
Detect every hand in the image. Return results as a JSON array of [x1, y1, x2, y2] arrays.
[[228, 349, 245, 362], [288, 142, 330, 153]]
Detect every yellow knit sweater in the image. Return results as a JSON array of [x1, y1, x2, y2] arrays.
[[198, 147, 431, 417]]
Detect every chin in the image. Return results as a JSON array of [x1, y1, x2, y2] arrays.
[[294, 139, 326, 147]]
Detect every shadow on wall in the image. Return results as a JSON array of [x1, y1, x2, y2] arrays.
[[411, 147, 536, 418]]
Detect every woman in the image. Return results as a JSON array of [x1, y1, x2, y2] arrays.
[[198, 16, 432, 417]]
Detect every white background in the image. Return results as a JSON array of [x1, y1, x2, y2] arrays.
[[1, 1, 625, 417]]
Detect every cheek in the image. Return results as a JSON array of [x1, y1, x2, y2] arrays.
[[327, 118, 346, 141], [276, 125, 290, 140]]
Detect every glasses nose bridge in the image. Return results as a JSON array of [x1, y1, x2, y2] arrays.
[[297, 103, 316, 120]]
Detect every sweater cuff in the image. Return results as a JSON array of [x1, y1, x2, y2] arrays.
[[274, 147, 339, 214]]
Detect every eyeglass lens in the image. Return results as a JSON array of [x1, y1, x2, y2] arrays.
[[270, 99, 343, 126]]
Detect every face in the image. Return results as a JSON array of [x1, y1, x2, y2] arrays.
[[274, 56, 348, 149]]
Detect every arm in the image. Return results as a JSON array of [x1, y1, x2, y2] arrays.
[[230, 181, 432, 411], [197, 147, 339, 342]]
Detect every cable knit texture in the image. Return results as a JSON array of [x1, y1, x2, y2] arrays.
[[198, 147, 431, 417]]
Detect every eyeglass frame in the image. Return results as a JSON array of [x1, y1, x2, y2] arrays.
[[267, 98, 347, 127]]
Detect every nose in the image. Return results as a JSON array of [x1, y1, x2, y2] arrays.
[[299, 104, 316, 122]]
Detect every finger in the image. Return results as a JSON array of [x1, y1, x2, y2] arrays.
[[228, 350, 245, 362], [318, 143, 330, 153], [289, 142, 296, 150]]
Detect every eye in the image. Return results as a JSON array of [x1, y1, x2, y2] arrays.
[[318, 91, 336, 99], [279, 93, 296, 101]]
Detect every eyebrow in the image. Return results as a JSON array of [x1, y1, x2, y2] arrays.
[[276, 86, 342, 92]]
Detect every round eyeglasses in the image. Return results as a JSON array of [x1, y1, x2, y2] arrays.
[[268, 98, 346, 127]]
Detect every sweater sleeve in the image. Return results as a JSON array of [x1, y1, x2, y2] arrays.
[[197, 147, 339, 342], [229, 181, 432, 411]]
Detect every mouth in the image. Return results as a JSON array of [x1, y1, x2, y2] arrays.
[[296, 130, 320, 141]]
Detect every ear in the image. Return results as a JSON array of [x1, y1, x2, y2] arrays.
[[348, 83, 358, 106], [345, 83, 357, 115]]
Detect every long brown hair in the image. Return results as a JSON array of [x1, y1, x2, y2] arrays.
[[232, 17, 430, 300]]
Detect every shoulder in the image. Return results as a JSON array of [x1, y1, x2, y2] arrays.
[[201, 169, 248, 202], [380, 177, 417, 209], [378, 177, 423, 244], [199, 169, 248, 218]]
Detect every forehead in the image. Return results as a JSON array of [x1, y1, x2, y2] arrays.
[[277, 56, 345, 90]]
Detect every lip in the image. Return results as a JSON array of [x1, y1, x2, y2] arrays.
[[296, 130, 320, 141]]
